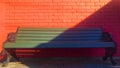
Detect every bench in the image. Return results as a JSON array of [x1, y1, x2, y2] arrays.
[[3, 28, 117, 66]]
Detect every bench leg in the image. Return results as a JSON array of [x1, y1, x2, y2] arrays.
[[7, 49, 19, 61], [2, 49, 19, 67], [2, 51, 12, 67], [103, 48, 117, 65], [103, 48, 109, 61], [110, 55, 117, 65]]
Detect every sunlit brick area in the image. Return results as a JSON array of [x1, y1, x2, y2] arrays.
[[0, 0, 120, 67]]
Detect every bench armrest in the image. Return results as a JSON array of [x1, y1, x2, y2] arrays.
[[103, 32, 113, 42], [7, 32, 16, 42]]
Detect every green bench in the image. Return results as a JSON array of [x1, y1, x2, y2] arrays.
[[3, 28, 117, 66]]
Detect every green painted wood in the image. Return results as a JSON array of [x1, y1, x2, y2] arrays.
[[19, 28, 69, 31], [18, 31, 67, 34], [17, 33, 62, 37]]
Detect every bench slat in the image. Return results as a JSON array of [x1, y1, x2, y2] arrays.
[[4, 42, 115, 48], [19, 28, 102, 30], [16, 36, 101, 39], [17, 35, 102, 38], [18, 31, 102, 34], [16, 37, 101, 41], [16, 40, 101, 42], [16, 39, 100, 41], [17, 34, 102, 37]]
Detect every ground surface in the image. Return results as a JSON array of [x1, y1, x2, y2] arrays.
[[0, 58, 120, 68]]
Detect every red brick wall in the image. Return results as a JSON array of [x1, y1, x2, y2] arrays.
[[1, 0, 120, 57], [0, 1, 5, 52]]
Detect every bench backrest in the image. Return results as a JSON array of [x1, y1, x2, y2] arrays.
[[16, 28, 103, 43]]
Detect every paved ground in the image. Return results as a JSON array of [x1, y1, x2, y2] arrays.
[[0, 58, 120, 68]]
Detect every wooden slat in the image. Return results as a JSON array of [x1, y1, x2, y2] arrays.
[[19, 28, 102, 31], [18, 30, 102, 33], [19, 28, 68, 31], [16, 38, 101, 42], [16, 40, 101, 43], [16, 36, 102, 39], [4, 42, 115, 48], [17, 33, 102, 37], [16, 37, 101, 41]]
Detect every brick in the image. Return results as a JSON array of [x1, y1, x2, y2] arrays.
[[33, 0, 53, 3], [99, 0, 111, 2], [52, 0, 63, 2], [66, 3, 77, 5], [57, 9, 76, 13], [76, 0, 88, 3], [62, 5, 73, 9], [57, 3, 68, 5], [51, 6, 63, 10], [85, 3, 95, 6], [91, 0, 100, 2], [62, 0, 72, 2], [94, 3, 104, 6]]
